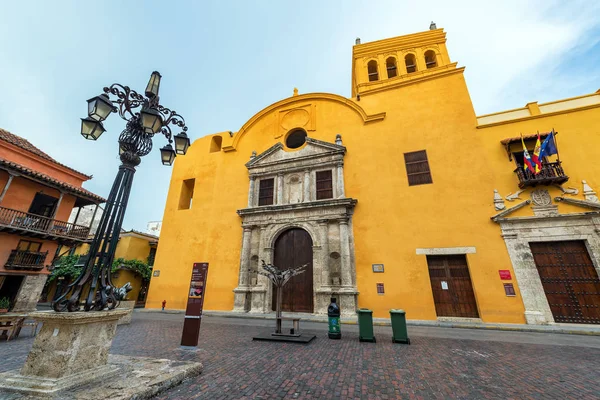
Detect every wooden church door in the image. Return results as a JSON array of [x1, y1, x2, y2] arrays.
[[272, 228, 314, 313]]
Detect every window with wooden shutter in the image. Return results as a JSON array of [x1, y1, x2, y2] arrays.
[[258, 178, 275, 206], [404, 150, 433, 186], [316, 170, 333, 200]]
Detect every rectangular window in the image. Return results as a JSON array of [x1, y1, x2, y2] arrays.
[[404, 150, 433, 186], [258, 178, 274, 206], [17, 240, 42, 252], [178, 179, 195, 210], [316, 170, 333, 200], [376, 283, 385, 295]]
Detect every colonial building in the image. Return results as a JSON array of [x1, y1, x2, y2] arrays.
[[146, 26, 600, 325], [0, 129, 104, 312]]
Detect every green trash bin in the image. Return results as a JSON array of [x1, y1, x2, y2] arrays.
[[357, 308, 376, 342], [390, 309, 410, 344]]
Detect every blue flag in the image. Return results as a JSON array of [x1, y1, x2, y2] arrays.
[[539, 131, 557, 160]]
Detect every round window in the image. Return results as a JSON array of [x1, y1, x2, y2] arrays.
[[286, 129, 307, 149]]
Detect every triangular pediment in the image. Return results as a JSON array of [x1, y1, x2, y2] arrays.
[[246, 138, 345, 169]]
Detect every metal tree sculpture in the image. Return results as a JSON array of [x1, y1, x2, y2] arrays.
[[53, 72, 190, 312], [257, 260, 307, 334]]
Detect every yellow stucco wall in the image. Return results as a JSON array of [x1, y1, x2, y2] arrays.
[[146, 28, 600, 323]]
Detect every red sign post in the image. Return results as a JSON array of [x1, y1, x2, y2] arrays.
[[180, 262, 209, 347]]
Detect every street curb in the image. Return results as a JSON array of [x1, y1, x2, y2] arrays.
[[136, 308, 600, 336]]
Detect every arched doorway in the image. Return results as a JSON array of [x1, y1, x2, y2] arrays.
[[272, 228, 313, 313]]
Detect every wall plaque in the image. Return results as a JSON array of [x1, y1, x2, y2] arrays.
[[180, 262, 209, 347], [372, 264, 384, 273], [441, 281, 448, 290], [503, 283, 516, 296], [153, 270, 160, 277], [499, 270, 512, 280]]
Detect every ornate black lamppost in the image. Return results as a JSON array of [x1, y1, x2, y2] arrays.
[[53, 72, 190, 312]]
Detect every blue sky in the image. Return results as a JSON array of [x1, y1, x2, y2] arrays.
[[1, 1, 599, 231]]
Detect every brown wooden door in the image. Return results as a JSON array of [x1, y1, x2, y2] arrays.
[[427, 255, 479, 318], [272, 228, 313, 313], [530, 241, 600, 324]]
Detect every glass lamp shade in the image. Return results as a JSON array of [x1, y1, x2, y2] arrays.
[[140, 107, 163, 134], [87, 94, 113, 122], [160, 144, 176, 166], [145, 71, 162, 98], [80, 117, 105, 140], [174, 132, 190, 155]]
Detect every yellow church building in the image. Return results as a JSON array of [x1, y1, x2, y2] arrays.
[[146, 25, 600, 326]]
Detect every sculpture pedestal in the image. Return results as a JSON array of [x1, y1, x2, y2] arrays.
[[0, 309, 203, 397]]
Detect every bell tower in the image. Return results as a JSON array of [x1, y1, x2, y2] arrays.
[[351, 24, 457, 97]]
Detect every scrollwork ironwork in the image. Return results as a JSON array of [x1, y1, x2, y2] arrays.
[[53, 72, 189, 313]]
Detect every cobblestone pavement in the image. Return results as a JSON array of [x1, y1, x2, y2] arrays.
[[1, 312, 599, 400]]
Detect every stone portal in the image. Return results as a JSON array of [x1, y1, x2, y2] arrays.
[[233, 136, 359, 316]]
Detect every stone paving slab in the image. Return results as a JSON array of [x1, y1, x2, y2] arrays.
[[139, 308, 600, 336], [2, 312, 599, 399]]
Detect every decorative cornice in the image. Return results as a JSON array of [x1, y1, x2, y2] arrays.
[[223, 93, 385, 152], [491, 200, 531, 222], [352, 29, 446, 57], [246, 137, 346, 170], [555, 196, 600, 210], [237, 198, 357, 217], [496, 211, 600, 224], [357, 65, 464, 97], [477, 102, 600, 129]]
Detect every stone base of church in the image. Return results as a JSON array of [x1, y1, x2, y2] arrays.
[[316, 287, 358, 316], [233, 286, 358, 316]]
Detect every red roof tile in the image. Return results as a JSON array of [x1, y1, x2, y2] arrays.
[[0, 128, 92, 179], [0, 158, 105, 203]]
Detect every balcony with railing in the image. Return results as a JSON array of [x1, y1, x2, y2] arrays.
[[0, 206, 90, 241], [4, 249, 49, 271], [514, 161, 569, 189]]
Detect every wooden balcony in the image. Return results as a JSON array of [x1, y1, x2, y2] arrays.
[[514, 161, 569, 189], [0, 206, 90, 242], [4, 249, 48, 271]]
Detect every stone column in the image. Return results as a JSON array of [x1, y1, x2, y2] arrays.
[[318, 220, 330, 287], [339, 218, 352, 287], [239, 227, 253, 286], [303, 169, 310, 202], [247, 176, 256, 207], [277, 174, 284, 205], [233, 226, 253, 312], [250, 226, 269, 313], [0, 172, 16, 204], [336, 162, 345, 198]]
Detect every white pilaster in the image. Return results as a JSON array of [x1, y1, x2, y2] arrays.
[[303, 169, 310, 202], [277, 174, 284, 205], [339, 218, 352, 287], [336, 162, 345, 198], [248, 176, 256, 207], [319, 220, 330, 287]]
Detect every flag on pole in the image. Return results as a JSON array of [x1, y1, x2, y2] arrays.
[[539, 130, 558, 160], [521, 134, 536, 174], [531, 132, 542, 174]]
